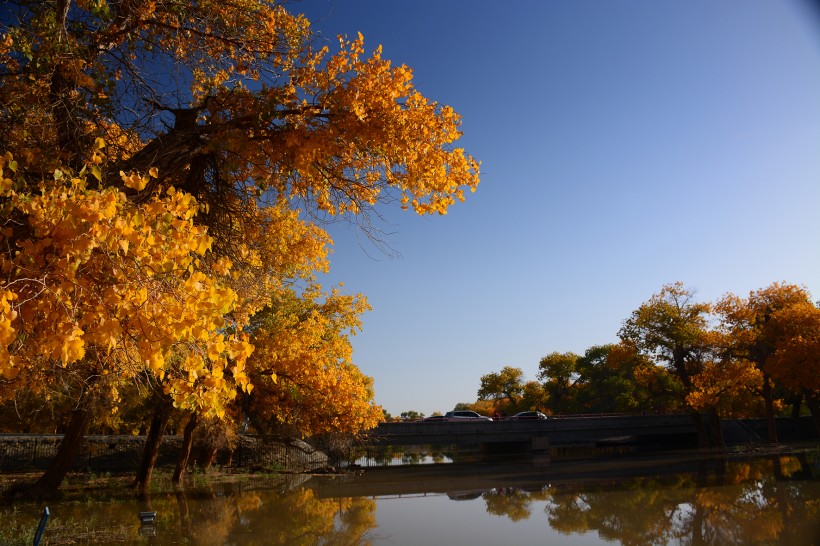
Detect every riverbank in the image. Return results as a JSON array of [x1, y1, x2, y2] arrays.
[[0, 434, 329, 476]]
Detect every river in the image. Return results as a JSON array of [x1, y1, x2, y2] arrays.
[[4, 446, 819, 545]]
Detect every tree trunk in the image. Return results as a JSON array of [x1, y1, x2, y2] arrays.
[[134, 395, 174, 496], [691, 412, 711, 449], [198, 442, 218, 472], [175, 490, 193, 539], [172, 412, 199, 484], [10, 398, 95, 500], [762, 375, 779, 443], [803, 389, 820, 438], [790, 393, 803, 419], [690, 502, 707, 546], [708, 409, 725, 450]]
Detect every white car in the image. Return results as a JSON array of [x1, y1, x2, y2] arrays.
[[444, 410, 493, 421]]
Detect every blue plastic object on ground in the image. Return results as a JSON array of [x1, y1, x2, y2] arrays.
[[33, 506, 49, 546]]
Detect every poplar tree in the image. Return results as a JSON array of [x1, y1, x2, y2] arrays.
[[0, 0, 478, 497]]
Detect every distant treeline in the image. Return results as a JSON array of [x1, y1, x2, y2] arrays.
[[405, 282, 820, 448]]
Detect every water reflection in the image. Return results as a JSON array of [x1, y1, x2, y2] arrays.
[[352, 451, 454, 467], [4, 477, 378, 545], [444, 453, 820, 546], [3, 450, 818, 545]]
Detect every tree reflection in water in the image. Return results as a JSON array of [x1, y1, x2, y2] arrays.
[[1, 479, 377, 545], [190, 487, 374, 546], [477, 454, 819, 546], [0, 453, 817, 545], [484, 486, 551, 522]]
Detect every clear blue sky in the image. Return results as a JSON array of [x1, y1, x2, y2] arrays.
[[300, 0, 820, 417]]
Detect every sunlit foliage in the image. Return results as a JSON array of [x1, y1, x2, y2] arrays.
[[241, 287, 383, 435], [0, 0, 479, 494], [465, 281, 817, 428], [715, 282, 817, 439], [0, 156, 251, 419]]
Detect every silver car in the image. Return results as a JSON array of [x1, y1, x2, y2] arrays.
[[444, 410, 493, 421], [510, 411, 549, 420]]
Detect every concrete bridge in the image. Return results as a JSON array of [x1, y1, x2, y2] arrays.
[[368, 415, 816, 453], [369, 414, 700, 452]]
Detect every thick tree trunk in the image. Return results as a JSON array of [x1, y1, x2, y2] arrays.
[[114, 128, 208, 198], [134, 395, 174, 496], [198, 442, 218, 472], [762, 375, 779, 443], [172, 412, 199, 484], [9, 399, 94, 500]]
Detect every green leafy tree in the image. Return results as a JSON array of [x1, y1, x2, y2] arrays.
[[477, 366, 526, 412], [538, 352, 581, 414], [518, 381, 549, 414], [573, 345, 647, 414], [607, 342, 684, 414]]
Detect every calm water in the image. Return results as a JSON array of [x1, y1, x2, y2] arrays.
[[6, 448, 820, 545]]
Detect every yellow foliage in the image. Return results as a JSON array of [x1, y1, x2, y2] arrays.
[[244, 287, 382, 435], [0, 155, 254, 417], [765, 302, 820, 392], [687, 359, 762, 413], [0, 0, 480, 434], [716, 283, 817, 399]]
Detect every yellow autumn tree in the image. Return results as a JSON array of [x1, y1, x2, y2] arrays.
[[0, 161, 255, 404], [240, 286, 383, 437], [0, 156, 256, 496], [0, 2, 478, 218], [714, 282, 813, 442], [767, 301, 820, 435], [686, 356, 763, 418], [1, 1, 478, 497]]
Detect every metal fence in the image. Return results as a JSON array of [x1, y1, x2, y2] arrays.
[[0, 434, 327, 474]]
